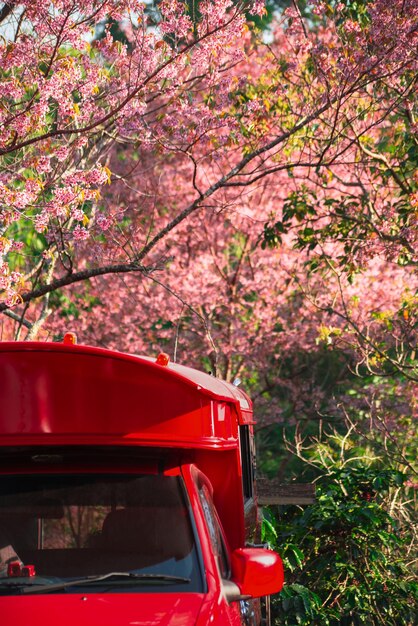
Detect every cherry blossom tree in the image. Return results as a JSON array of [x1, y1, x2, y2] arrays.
[[0, 0, 416, 390], [0, 1, 416, 299]]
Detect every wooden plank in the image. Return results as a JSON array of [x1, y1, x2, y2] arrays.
[[257, 479, 316, 505]]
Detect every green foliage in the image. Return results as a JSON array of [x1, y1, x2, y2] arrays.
[[5, 219, 48, 272], [256, 347, 352, 475], [51, 289, 103, 323], [263, 182, 418, 277], [262, 428, 417, 625]]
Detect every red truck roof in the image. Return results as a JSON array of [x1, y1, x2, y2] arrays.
[[0, 341, 253, 449]]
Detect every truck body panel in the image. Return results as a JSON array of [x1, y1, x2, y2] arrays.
[[0, 342, 252, 443], [0, 593, 207, 626]]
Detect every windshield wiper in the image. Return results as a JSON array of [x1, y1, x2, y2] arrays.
[[21, 572, 192, 594], [0, 580, 48, 594]]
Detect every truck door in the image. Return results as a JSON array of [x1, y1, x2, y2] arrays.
[[194, 471, 258, 626]]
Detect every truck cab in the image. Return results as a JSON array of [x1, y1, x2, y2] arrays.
[[0, 341, 283, 625]]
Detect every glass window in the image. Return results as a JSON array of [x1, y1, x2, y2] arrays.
[[240, 425, 255, 500], [197, 483, 230, 579], [0, 473, 203, 594]]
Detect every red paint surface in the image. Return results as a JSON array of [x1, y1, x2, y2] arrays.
[[0, 593, 206, 626], [0, 342, 252, 449], [231, 548, 285, 597]]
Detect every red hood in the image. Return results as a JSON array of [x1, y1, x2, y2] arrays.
[[0, 593, 206, 626]]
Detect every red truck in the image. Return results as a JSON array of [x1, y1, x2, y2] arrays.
[[0, 339, 284, 625]]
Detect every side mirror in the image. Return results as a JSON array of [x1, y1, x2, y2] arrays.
[[225, 547, 284, 602]]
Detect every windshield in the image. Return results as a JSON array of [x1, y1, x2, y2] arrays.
[[0, 473, 203, 594]]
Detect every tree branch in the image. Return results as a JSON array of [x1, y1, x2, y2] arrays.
[[0, 260, 149, 313], [0, 1, 16, 24]]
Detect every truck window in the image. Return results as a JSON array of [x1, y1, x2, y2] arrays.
[[197, 483, 230, 580], [0, 473, 204, 594], [239, 425, 255, 500]]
